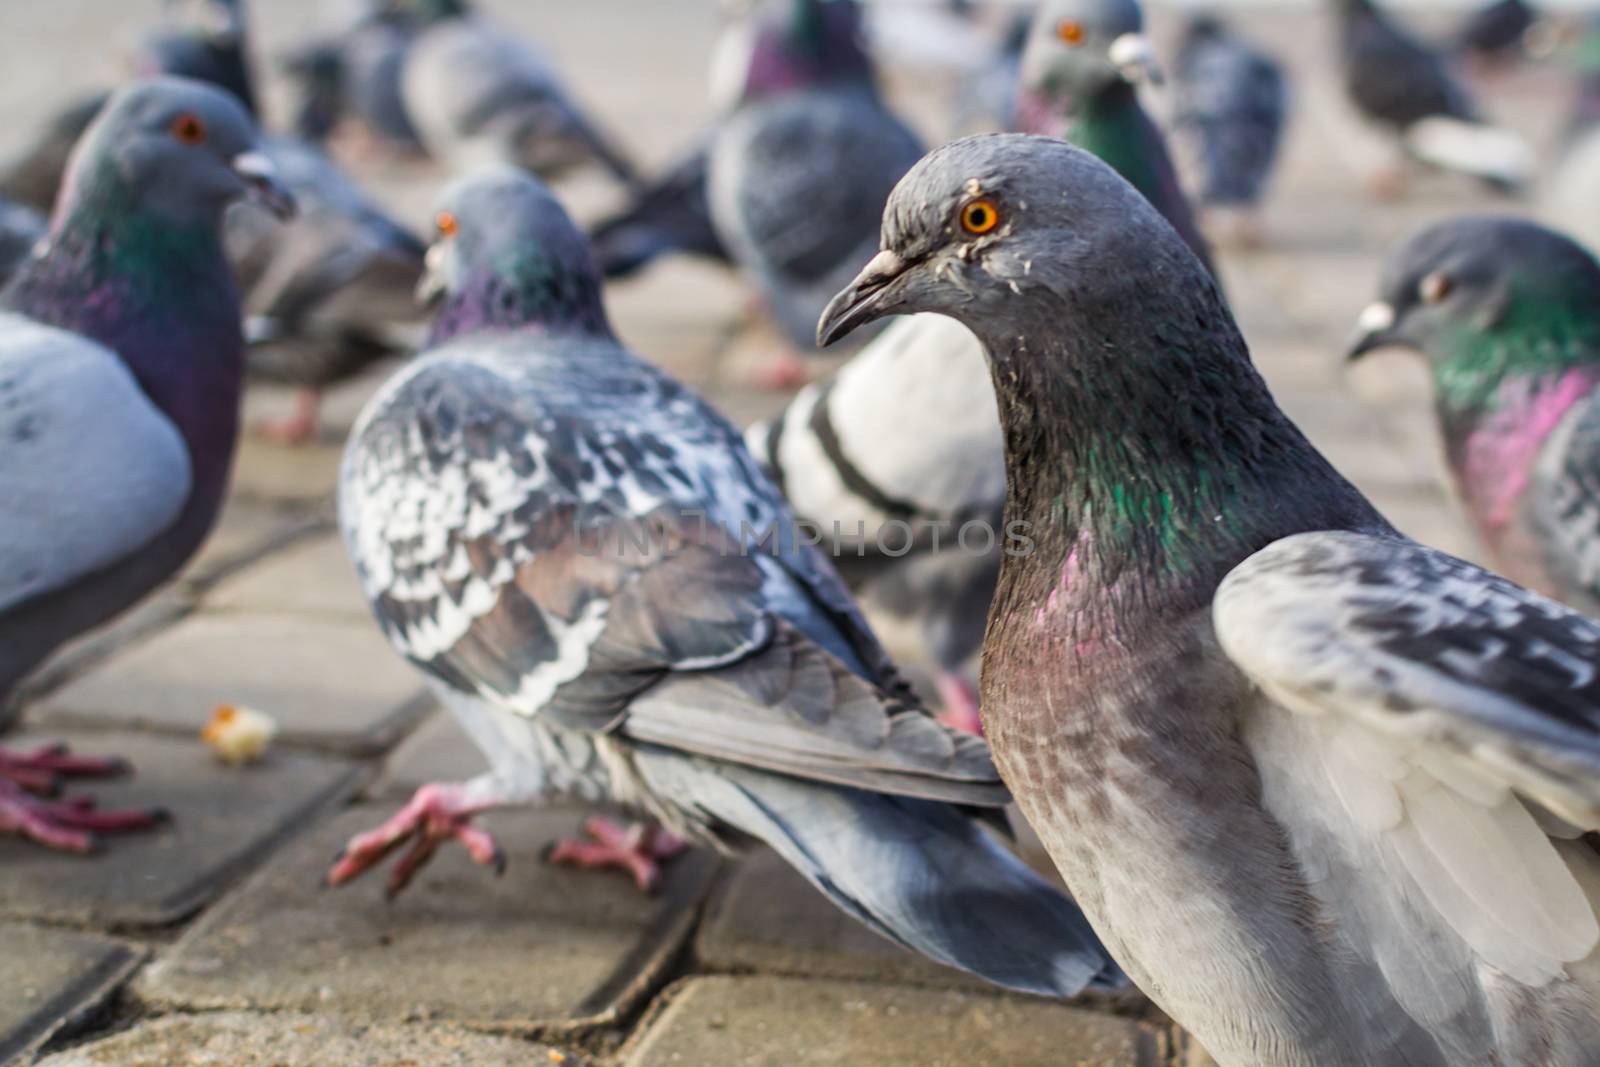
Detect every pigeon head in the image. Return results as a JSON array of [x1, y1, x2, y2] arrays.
[[54, 77, 291, 231], [1347, 218, 1600, 407], [420, 164, 612, 346], [711, 0, 873, 109], [819, 134, 1207, 350], [1018, 0, 1161, 117]]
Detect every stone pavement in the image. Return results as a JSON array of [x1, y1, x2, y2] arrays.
[[0, 1, 1572, 1064]]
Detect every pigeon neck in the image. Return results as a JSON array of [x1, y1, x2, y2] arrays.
[[973, 278, 1372, 625], [427, 261, 614, 348], [3, 193, 243, 485]]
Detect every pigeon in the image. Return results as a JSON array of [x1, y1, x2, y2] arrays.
[[0, 197, 45, 289], [281, 6, 427, 155], [1348, 217, 1600, 618], [1330, 0, 1532, 193], [326, 164, 1121, 1001], [1453, 0, 1537, 67], [707, 0, 924, 386], [588, 137, 730, 280], [820, 133, 1600, 1066], [1171, 14, 1287, 249], [1017, 0, 1215, 275], [0, 78, 293, 852], [397, 2, 638, 186], [747, 312, 1004, 735]]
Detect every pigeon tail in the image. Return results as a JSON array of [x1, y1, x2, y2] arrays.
[[638, 752, 1124, 998], [1405, 116, 1533, 191]]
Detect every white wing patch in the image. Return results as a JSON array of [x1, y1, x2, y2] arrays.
[[0, 313, 191, 614], [1220, 531, 1600, 988]]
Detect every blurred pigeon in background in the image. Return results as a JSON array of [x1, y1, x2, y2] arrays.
[[1172, 13, 1287, 249], [0, 78, 292, 851], [589, 136, 730, 280], [1329, 0, 1532, 194], [280, 2, 429, 156], [821, 132, 1600, 1067], [748, 312, 1004, 735], [328, 166, 1122, 1001], [707, 0, 924, 387], [0, 198, 45, 288], [1017, 0, 1215, 274], [1453, 0, 1538, 69], [1348, 217, 1600, 615], [397, 0, 638, 185]]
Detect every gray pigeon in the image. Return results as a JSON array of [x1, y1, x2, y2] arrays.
[[747, 312, 1004, 735], [588, 137, 730, 280], [398, 3, 637, 186], [0, 78, 292, 852], [708, 0, 924, 386], [1172, 14, 1287, 247], [0, 197, 45, 288], [821, 133, 1600, 1066], [1331, 0, 1532, 192], [1348, 218, 1600, 618], [327, 164, 1121, 1000]]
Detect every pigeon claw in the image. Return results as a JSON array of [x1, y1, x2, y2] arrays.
[[324, 782, 504, 898], [0, 776, 167, 853], [543, 816, 688, 895]]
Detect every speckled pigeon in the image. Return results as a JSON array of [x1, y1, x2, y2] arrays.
[[1172, 14, 1287, 248], [326, 165, 1121, 1000], [397, 1, 637, 186], [821, 133, 1600, 1066], [1331, 0, 1532, 192], [747, 312, 1004, 735], [1349, 217, 1600, 617], [0, 78, 292, 852], [707, 0, 924, 386], [1017, 0, 1215, 275]]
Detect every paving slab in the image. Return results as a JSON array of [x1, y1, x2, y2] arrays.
[[137, 803, 722, 1035], [0, 924, 144, 1066], [37, 613, 428, 756], [33, 1011, 583, 1067], [699, 848, 1033, 996], [621, 976, 1166, 1067], [228, 436, 345, 506], [205, 535, 370, 620], [0, 730, 359, 929]]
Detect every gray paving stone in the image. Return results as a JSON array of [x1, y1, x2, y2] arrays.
[[137, 803, 722, 1034], [0, 730, 359, 928], [205, 535, 369, 619], [228, 435, 345, 506], [37, 614, 428, 756], [0, 924, 143, 1066], [621, 976, 1166, 1067], [33, 1012, 582, 1067]]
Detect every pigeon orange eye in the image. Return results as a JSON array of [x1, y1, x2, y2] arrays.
[[1057, 19, 1086, 45], [170, 113, 207, 145], [960, 198, 1001, 236], [1420, 271, 1453, 304], [435, 211, 459, 238]]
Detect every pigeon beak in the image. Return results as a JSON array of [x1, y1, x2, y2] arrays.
[[231, 152, 296, 221], [1345, 301, 1400, 361], [415, 242, 449, 308], [817, 249, 909, 347], [1109, 33, 1164, 86]]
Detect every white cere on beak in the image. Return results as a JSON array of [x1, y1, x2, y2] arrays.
[[1109, 33, 1163, 84], [1357, 301, 1396, 335], [425, 242, 447, 274]]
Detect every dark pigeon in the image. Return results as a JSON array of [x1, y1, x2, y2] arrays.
[[821, 132, 1600, 1065], [588, 138, 729, 280], [327, 164, 1122, 1001], [0, 78, 292, 852], [1454, 0, 1537, 65]]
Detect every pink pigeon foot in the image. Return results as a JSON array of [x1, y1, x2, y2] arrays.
[[326, 782, 506, 899], [543, 816, 687, 893], [934, 671, 984, 736], [744, 349, 812, 391], [252, 387, 322, 445], [0, 744, 167, 852]]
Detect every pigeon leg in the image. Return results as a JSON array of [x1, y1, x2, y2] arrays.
[[326, 780, 507, 898], [543, 816, 688, 893], [0, 752, 167, 853], [253, 387, 323, 445], [934, 671, 985, 736]]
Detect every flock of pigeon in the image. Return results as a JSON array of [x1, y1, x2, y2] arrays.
[[4, 0, 1600, 1063]]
